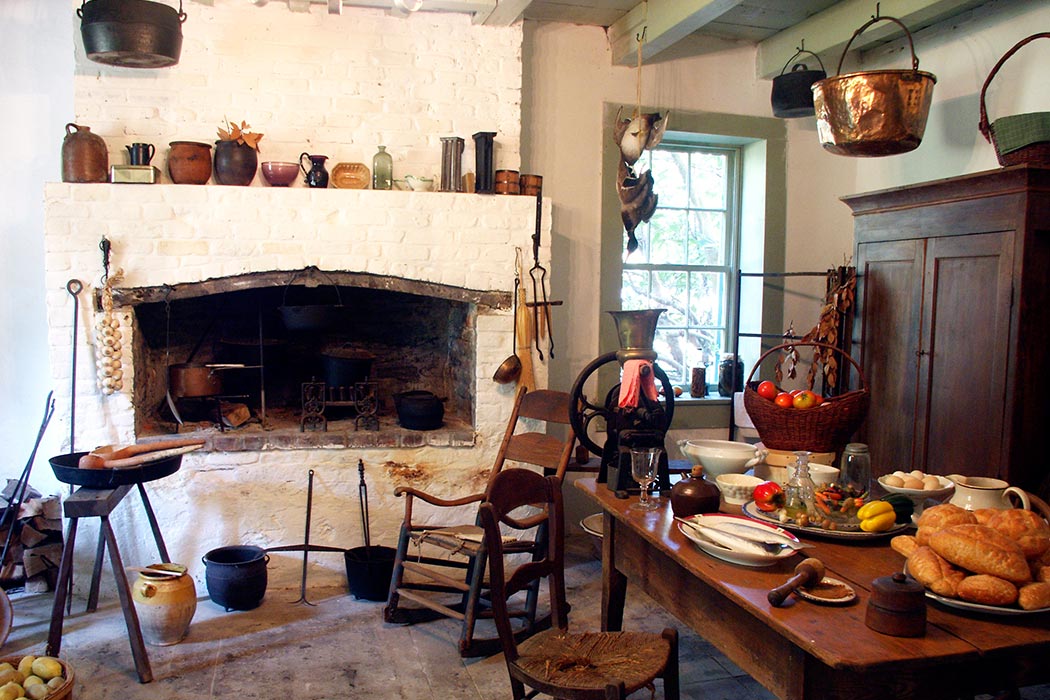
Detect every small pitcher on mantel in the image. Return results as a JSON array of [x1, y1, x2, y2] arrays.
[[299, 153, 329, 188]]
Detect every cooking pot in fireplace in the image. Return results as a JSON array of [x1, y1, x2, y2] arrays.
[[322, 348, 375, 388], [169, 362, 223, 398], [394, 390, 445, 431]]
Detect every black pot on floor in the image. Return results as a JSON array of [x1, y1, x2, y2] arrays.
[[344, 545, 396, 601], [213, 140, 258, 186], [203, 545, 268, 611]]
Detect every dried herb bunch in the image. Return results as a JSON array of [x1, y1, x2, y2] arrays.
[[217, 118, 263, 151], [775, 266, 857, 393]]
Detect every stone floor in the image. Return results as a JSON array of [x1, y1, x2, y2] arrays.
[[2, 536, 1049, 699]]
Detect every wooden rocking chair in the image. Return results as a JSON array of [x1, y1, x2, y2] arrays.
[[480, 468, 679, 699], [383, 386, 576, 657]]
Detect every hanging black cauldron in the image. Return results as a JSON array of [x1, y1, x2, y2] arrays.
[[78, 0, 186, 69], [771, 48, 827, 119]]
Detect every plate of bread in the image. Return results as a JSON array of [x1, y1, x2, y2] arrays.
[[891, 502, 1050, 614]]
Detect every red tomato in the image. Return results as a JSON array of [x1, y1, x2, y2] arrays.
[[789, 389, 802, 397], [756, 381, 778, 401], [793, 390, 818, 409], [774, 392, 794, 408], [812, 393, 825, 406]]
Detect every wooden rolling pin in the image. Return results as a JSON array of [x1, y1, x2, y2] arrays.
[[768, 558, 825, 607], [78, 438, 205, 469]]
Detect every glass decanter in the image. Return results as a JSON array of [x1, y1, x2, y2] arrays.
[[783, 450, 817, 525]]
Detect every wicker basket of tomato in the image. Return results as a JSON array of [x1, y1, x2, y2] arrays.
[[743, 341, 869, 453]]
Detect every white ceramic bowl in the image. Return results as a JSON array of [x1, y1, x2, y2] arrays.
[[678, 439, 765, 479], [753, 462, 840, 488], [877, 474, 954, 516], [715, 473, 765, 505]]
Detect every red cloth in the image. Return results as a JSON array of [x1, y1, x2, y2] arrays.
[[618, 359, 659, 408]]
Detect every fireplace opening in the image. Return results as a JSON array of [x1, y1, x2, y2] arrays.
[[123, 270, 494, 450]]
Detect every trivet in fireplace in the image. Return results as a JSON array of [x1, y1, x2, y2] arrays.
[[354, 382, 379, 431], [300, 381, 327, 432]]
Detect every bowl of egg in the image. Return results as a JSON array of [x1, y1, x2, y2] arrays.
[[877, 470, 955, 518]]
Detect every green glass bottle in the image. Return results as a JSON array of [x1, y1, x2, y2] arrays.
[[372, 145, 392, 190]]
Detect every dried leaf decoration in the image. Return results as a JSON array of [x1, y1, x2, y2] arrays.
[[217, 118, 264, 152]]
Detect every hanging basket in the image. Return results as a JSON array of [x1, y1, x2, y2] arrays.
[[979, 32, 1050, 167], [743, 341, 869, 453]]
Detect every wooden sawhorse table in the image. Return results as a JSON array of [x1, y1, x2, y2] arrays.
[[46, 483, 170, 683]]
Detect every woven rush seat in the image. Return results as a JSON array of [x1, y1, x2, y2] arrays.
[[480, 468, 679, 699], [515, 629, 672, 695]]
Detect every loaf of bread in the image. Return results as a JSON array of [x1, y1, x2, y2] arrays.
[[907, 546, 965, 597], [915, 504, 978, 546], [1032, 563, 1050, 583], [929, 524, 1031, 584], [973, 508, 998, 526], [891, 534, 918, 558], [1018, 582, 1050, 611], [956, 574, 1018, 606], [986, 509, 1050, 559]]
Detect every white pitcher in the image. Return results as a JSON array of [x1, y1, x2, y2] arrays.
[[946, 475, 1030, 511]]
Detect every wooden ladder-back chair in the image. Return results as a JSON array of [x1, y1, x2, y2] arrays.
[[383, 386, 576, 658], [480, 468, 680, 700]]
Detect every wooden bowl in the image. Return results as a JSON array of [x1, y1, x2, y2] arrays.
[[0, 655, 74, 699]]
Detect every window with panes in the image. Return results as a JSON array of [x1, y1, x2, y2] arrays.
[[621, 143, 738, 387]]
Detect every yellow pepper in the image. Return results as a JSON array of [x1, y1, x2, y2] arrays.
[[859, 510, 897, 532], [856, 500, 894, 521]]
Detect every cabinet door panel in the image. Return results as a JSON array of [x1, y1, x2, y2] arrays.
[[918, 232, 1014, 476], [855, 240, 924, 472]]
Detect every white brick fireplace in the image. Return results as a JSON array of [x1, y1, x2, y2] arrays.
[[41, 1, 550, 593]]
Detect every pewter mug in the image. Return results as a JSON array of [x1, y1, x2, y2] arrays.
[[127, 142, 156, 165]]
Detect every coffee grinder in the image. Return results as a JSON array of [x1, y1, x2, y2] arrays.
[[569, 309, 675, 493]]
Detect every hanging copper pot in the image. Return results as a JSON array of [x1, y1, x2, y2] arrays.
[[811, 15, 936, 156]]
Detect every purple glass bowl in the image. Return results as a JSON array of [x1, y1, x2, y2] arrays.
[[261, 161, 298, 187]]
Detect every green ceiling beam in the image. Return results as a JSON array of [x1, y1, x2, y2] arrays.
[[608, 0, 743, 67], [756, 0, 989, 79], [474, 0, 529, 26]]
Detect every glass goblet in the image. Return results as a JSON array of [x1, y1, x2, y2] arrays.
[[630, 447, 661, 510]]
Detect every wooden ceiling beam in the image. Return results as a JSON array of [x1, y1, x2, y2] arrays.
[[608, 0, 744, 67], [756, 0, 989, 79]]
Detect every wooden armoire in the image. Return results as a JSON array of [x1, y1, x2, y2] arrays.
[[844, 165, 1050, 497]]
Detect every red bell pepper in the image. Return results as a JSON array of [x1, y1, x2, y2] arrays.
[[753, 480, 785, 512]]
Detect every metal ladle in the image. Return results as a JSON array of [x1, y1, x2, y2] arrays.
[[492, 275, 522, 384]]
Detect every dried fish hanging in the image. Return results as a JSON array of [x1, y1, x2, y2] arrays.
[[614, 18, 669, 254], [94, 237, 125, 395]]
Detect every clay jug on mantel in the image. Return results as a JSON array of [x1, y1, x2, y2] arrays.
[[62, 123, 109, 183]]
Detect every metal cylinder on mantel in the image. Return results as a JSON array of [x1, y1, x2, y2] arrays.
[[472, 131, 496, 194], [439, 136, 464, 192]]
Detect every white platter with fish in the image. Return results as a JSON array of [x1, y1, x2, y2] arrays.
[[676, 513, 802, 567]]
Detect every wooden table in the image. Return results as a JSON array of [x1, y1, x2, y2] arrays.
[[576, 478, 1050, 700]]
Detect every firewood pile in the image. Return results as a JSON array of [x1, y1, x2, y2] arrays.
[[1, 481, 63, 593]]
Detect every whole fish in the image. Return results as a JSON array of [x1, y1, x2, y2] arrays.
[[690, 516, 808, 549]]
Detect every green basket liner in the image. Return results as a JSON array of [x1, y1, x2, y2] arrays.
[[990, 112, 1050, 154]]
